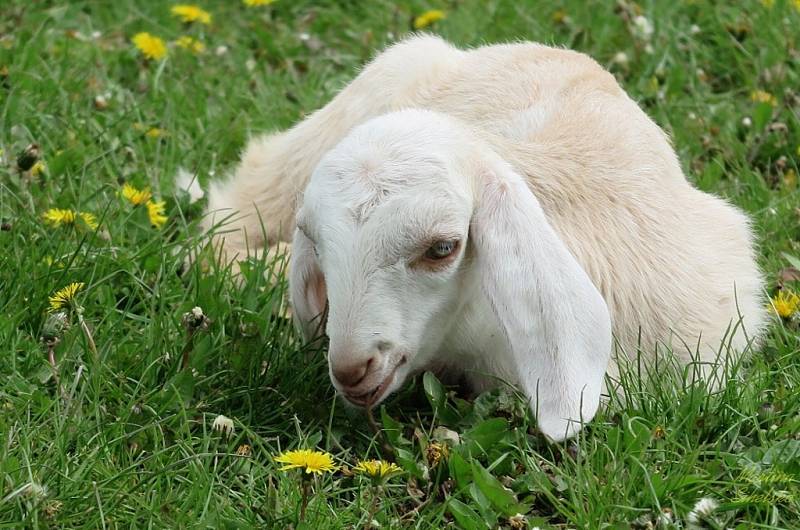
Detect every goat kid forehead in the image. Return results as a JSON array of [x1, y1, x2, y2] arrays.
[[299, 147, 473, 261], [303, 190, 470, 263]]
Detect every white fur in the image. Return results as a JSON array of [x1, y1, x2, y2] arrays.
[[206, 36, 768, 441]]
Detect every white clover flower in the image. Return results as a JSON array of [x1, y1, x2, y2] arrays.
[[212, 414, 235, 437], [215, 45, 229, 56], [742, 116, 752, 127], [644, 43, 655, 55], [690, 24, 701, 35], [687, 497, 718, 525], [633, 15, 654, 40]]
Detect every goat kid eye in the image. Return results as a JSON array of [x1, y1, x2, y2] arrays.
[[424, 239, 459, 260]]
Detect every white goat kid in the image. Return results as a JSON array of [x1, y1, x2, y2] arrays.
[[205, 36, 768, 441]]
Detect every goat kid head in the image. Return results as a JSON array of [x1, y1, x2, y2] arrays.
[[290, 109, 611, 441]]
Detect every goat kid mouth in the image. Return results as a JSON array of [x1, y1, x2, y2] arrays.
[[343, 357, 406, 408]]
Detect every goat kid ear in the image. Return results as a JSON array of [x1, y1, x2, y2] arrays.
[[289, 229, 328, 340], [471, 157, 612, 442]]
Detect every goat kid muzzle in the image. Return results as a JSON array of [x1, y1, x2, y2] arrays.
[[337, 355, 407, 407]]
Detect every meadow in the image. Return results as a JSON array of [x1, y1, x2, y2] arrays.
[[1, 0, 799, 528]]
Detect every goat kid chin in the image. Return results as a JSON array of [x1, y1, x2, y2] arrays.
[[289, 109, 611, 442]]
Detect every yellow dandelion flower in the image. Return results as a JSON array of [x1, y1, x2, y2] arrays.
[[121, 183, 152, 206], [353, 459, 403, 479], [30, 160, 46, 176], [48, 282, 85, 312], [43, 208, 98, 230], [80, 212, 99, 230], [771, 290, 799, 318], [783, 168, 798, 189], [175, 36, 205, 54], [243, 0, 277, 6], [274, 449, 337, 475], [43, 208, 77, 226], [170, 5, 212, 25], [146, 200, 168, 228], [552, 9, 568, 24], [132, 32, 167, 60], [413, 9, 446, 29], [795, 0, 800, 11], [145, 127, 164, 138], [750, 90, 777, 106]]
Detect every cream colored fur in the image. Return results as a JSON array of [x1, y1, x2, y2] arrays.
[[204, 36, 767, 438]]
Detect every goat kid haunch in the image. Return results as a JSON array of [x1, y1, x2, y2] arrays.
[[204, 36, 768, 441]]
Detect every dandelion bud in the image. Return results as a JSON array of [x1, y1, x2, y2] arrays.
[[41, 311, 69, 342], [16, 143, 40, 171], [425, 441, 449, 467]]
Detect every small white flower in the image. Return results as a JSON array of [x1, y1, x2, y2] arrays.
[[689, 24, 701, 35], [215, 45, 229, 56], [742, 116, 752, 127], [657, 507, 674, 527], [245, 58, 257, 72], [633, 15, 654, 40], [644, 43, 655, 55], [687, 497, 718, 525], [212, 414, 235, 437], [93, 94, 108, 110], [688, 112, 697, 120], [298, 32, 310, 41], [174, 167, 204, 204], [612, 51, 629, 66], [91, 30, 102, 39], [508, 513, 527, 529]]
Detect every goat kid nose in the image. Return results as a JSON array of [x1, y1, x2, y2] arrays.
[[331, 340, 395, 388], [333, 356, 374, 387]]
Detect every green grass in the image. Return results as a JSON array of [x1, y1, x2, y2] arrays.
[[1, 0, 799, 528]]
